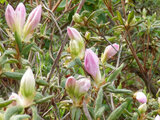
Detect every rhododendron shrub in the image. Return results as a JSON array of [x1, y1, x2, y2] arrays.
[[0, 0, 160, 120]]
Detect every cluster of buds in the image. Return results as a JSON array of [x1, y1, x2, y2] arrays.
[[84, 49, 103, 86], [5, 3, 42, 40], [9, 67, 36, 108], [133, 91, 147, 114], [67, 27, 85, 59], [65, 76, 91, 106], [101, 43, 119, 63]]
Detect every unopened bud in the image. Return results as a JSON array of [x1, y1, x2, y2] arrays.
[[74, 77, 91, 98], [133, 91, 147, 104], [65, 76, 76, 97], [101, 43, 119, 63], [138, 103, 147, 114], [19, 67, 35, 100], [9, 93, 23, 106], [23, 5, 42, 39], [67, 27, 85, 59], [155, 115, 160, 120], [85, 31, 91, 40], [5, 4, 16, 31], [5, 3, 26, 35], [73, 13, 82, 23], [84, 49, 102, 85]]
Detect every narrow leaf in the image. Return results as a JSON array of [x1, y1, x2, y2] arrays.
[[4, 106, 23, 120], [35, 95, 54, 104], [0, 99, 13, 108], [95, 106, 105, 118], [2, 72, 23, 80], [127, 11, 134, 24], [116, 11, 124, 25], [107, 102, 128, 120], [10, 114, 30, 120], [107, 64, 124, 83], [95, 88, 103, 113]]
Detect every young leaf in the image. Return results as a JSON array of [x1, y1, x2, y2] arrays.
[[0, 100, 13, 108], [132, 112, 138, 120], [35, 95, 54, 104], [31, 106, 42, 120], [116, 11, 124, 25], [127, 11, 134, 24], [4, 106, 23, 120], [107, 64, 124, 83], [10, 114, 30, 120], [107, 101, 128, 120], [71, 107, 81, 120], [108, 88, 133, 94], [21, 43, 34, 56], [95, 106, 105, 118], [95, 88, 103, 113], [2, 72, 23, 80]]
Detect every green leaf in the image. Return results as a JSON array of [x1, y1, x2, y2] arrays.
[[31, 106, 41, 120], [95, 88, 103, 113], [108, 89, 133, 94], [71, 107, 81, 120], [132, 112, 138, 120], [127, 11, 134, 24], [21, 43, 34, 55], [107, 64, 124, 83], [116, 11, 124, 25], [36, 79, 49, 86], [68, 60, 76, 68], [2, 72, 23, 80], [95, 106, 105, 118], [0, 100, 13, 109], [35, 94, 54, 104], [5, 59, 19, 64], [87, 106, 95, 119], [4, 106, 23, 120], [87, 9, 103, 23], [10, 114, 30, 120], [4, 49, 16, 56], [32, 44, 43, 54], [14, 32, 22, 53], [75, 57, 83, 67], [107, 101, 128, 120]]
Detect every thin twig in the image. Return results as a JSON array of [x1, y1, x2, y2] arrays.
[[42, 0, 63, 38], [61, 112, 70, 120]]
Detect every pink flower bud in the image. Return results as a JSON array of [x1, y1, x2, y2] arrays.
[[101, 43, 119, 63], [67, 27, 82, 40], [23, 5, 42, 39], [84, 49, 102, 84], [134, 91, 147, 104], [5, 4, 15, 31], [15, 3, 26, 32], [5, 3, 26, 35], [67, 27, 85, 59], [65, 76, 76, 91], [75, 78, 91, 95], [9, 93, 23, 106], [155, 115, 160, 120]]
